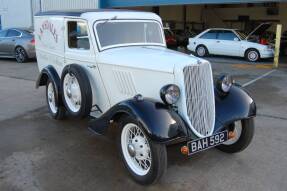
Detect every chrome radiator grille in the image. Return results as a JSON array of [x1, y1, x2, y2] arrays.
[[183, 62, 215, 137]]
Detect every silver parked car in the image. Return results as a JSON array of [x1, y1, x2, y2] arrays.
[[0, 28, 35, 63]]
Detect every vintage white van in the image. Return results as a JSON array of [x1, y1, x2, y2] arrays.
[[35, 10, 256, 185]]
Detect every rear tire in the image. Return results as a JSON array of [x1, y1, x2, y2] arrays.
[[15, 47, 28, 63], [118, 116, 167, 185], [216, 118, 255, 153], [61, 65, 92, 118], [245, 49, 260, 62], [46, 79, 65, 120], [195, 45, 208, 57]]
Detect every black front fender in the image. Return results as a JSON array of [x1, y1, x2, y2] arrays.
[[89, 98, 189, 144], [214, 85, 256, 132]]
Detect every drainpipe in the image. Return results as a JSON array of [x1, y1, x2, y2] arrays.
[[39, 0, 42, 12], [30, 0, 34, 28]]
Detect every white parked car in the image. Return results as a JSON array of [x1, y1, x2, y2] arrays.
[[35, 10, 256, 185], [187, 24, 274, 62]]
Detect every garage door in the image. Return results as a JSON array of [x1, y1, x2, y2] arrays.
[[100, 0, 282, 8]]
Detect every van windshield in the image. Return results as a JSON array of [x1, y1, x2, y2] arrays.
[[95, 20, 165, 50]]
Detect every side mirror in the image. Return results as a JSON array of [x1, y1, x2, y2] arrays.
[[234, 37, 240, 41]]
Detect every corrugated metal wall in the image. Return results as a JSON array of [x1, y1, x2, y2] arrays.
[[41, 0, 99, 11]]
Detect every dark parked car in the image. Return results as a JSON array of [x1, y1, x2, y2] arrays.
[[0, 28, 35, 63], [174, 29, 197, 47], [163, 27, 177, 49]]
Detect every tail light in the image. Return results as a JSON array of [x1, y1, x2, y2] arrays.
[[31, 38, 35, 45], [166, 37, 176, 44]]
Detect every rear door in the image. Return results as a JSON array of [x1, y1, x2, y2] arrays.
[[0, 30, 7, 55], [64, 19, 110, 116], [214, 30, 241, 56], [1, 29, 21, 56], [197, 30, 218, 54]]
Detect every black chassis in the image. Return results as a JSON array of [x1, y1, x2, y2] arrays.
[[37, 65, 256, 145]]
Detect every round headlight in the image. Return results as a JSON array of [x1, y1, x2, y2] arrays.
[[217, 75, 233, 93], [160, 84, 180, 105]]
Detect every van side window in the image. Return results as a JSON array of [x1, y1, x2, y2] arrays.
[[67, 21, 90, 50]]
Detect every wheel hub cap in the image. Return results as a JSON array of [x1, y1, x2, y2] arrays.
[[130, 136, 149, 160], [63, 73, 81, 112], [128, 144, 136, 157]]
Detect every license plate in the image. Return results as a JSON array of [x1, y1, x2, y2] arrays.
[[187, 130, 228, 155]]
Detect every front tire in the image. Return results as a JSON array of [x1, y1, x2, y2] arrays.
[[118, 116, 167, 185], [245, 49, 260, 62], [217, 118, 255, 153], [46, 79, 65, 120], [195, 45, 208, 57]]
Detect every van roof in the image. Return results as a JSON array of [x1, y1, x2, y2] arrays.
[[35, 9, 147, 17]]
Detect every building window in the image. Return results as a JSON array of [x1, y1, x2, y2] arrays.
[[67, 21, 90, 50]]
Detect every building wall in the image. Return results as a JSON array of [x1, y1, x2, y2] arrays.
[[156, 3, 286, 32], [41, 0, 99, 11], [203, 3, 287, 31], [0, 0, 33, 29]]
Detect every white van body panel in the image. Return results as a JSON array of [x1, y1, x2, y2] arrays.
[[35, 10, 216, 138]]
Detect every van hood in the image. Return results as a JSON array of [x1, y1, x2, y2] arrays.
[[246, 23, 272, 40], [97, 46, 200, 73]]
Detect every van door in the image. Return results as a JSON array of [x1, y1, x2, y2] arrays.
[[64, 19, 110, 116]]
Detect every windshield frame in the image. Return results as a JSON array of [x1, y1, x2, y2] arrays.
[[235, 30, 247, 40], [93, 19, 166, 51]]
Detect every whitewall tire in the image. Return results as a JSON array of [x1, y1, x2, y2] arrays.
[[46, 79, 65, 120], [118, 116, 167, 185], [216, 118, 255, 153], [61, 65, 92, 118]]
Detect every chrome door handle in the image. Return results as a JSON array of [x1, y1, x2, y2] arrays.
[[216, 41, 220, 43], [87, 64, 97, 69]]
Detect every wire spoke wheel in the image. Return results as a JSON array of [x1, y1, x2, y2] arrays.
[[121, 123, 152, 176], [63, 73, 82, 113], [216, 118, 254, 153], [223, 121, 242, 145]]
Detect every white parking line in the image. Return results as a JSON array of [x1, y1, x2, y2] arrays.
[[242, 69, 276, 87]]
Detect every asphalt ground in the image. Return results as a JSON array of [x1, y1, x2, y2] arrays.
[[0, 56, 286, 191]]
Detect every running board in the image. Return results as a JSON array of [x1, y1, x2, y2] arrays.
[[88, 116, 109, 135]]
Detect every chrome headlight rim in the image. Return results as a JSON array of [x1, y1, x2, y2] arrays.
[[216, 74, 233, 93], [160, 84, 180, 105]]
